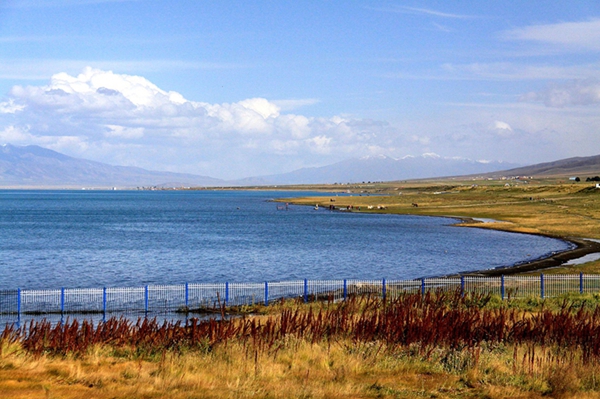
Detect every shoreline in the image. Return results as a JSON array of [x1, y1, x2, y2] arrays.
[[449, 216, 600, 276]]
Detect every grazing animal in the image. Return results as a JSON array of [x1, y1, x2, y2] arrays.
[[412, 203, 419, 207]]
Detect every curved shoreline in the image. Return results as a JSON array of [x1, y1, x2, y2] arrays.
[[450, 217, 600, 276]]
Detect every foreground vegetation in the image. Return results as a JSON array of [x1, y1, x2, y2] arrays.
[[6, 292, 600, 398]]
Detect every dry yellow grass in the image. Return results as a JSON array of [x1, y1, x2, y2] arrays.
[[5, 313, 600, 398], [0, 338, 465, 399], [288, 182, 600, 239]]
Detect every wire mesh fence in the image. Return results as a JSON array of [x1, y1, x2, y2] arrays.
[[1, 273, 599, 326]]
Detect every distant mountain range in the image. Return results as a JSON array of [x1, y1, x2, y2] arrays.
[[0, 144, 223, 187], [0, 143, 598, 187]]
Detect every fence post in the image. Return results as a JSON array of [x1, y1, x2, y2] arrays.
[[103, 287, 107, 321], [460, 276, 465, 297], [540, 274, 545, 299], [264, 281, 269, 306], [501, 275, 505, 300], [185, 283, 189, 308], [421, 278, 425, 296], [144, 285, 149, 314], [343, 279, 347, 300], [17, 288, 21, 322], [225, 282, 229, 305], [382, 279, 386, 300], [60, 287, 65, 315], [303, 279, 308, 303], [580, 272, 584, 294]]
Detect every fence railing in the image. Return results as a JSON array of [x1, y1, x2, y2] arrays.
[[1, 273, 599, 325]]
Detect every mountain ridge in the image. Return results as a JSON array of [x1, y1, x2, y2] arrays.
[[0, 144, 224, 187], [480, 154, 600, 178], [0, 143, 598, 187]]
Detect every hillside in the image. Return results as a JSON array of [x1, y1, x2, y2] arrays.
[[0, 144, 224, 188], [484, 154, 600, 178]]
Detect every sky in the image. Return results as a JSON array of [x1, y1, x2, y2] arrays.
[[0, 1, 599, 180]]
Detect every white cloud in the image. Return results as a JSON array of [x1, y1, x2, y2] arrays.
[[306, 135, 332, 154], [414, 99, 600, 165], [237, 98, 280, 119], [46, 67, 185, 107], [520, 79, 600, 107], [491, 121, 514, 137], [0, 125, 89, 152], [0, 99, 24, 114], [272, 98, 320, 111], [384, 61, 600, 83], [493, 121, 511, 130], [503, 18, 600, 52], [0, 67, 412, 178], [439, 62, 599, 81], [410, 135, 430, 145], [105, 125, 145, 139], [368, 5, 476, 19], [0, 125, 32, 142]]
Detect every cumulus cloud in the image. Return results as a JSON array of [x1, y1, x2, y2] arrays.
[[0, 67, 410, 178], [520, 79, 600, 107], [0, 99, 24, 114]]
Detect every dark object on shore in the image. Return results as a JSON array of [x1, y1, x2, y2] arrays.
[[470, 238, 600, 276]]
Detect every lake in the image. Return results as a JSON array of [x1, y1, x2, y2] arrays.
[[0, 190, 572, 289]]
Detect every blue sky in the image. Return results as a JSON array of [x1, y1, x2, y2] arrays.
[[0, 1, 599, 179]]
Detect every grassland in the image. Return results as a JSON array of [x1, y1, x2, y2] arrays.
[[6, 293, 600, 398]]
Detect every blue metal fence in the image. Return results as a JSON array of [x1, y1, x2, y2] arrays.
[[1, 273, 599, 325]]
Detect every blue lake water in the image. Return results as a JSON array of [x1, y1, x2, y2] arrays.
[[0, 190, 572, 289]]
